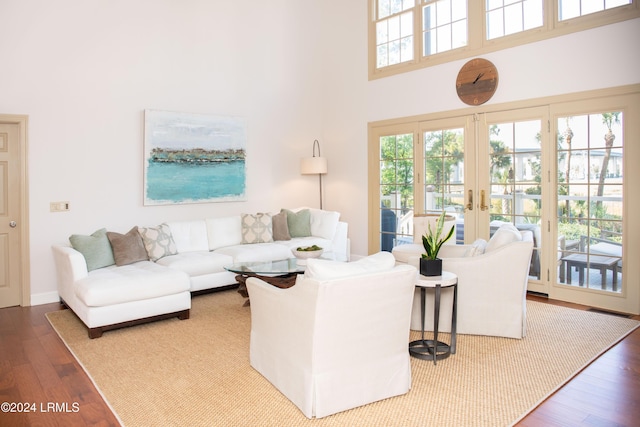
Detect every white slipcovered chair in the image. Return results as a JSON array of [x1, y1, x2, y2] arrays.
[[392, 224, 534, 339], [246, 252, 416, 419]]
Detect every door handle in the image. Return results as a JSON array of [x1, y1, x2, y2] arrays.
[[9, 221, 17, 228], [465, 190, 473, 211], [480, 190, 489, 211]]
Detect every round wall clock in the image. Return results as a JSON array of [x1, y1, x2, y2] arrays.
[[456, 58, 499, 106]]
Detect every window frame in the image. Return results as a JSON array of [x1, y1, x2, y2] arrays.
[[368, 0, 639, 80]]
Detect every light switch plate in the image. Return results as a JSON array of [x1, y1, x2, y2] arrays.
[[50, 201, 70, 212]]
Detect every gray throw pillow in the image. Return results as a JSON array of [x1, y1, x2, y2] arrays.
[[272, 211, 291, 241], [69, 228, 115, 271], [107, 227, 149, 266], [282, 209, 311, 238]]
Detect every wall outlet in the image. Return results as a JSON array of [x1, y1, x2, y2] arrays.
[[50, 201, 70, 212]]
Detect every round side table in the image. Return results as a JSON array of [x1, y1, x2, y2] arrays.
[[408, 271, 458, 365]]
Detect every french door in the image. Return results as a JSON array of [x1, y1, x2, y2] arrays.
[[547, 95, 638, 314], [369, 91, 639, 314]]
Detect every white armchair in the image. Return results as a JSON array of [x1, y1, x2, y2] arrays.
[[246, 252, 416, 419], [392, 225, 534, 339]]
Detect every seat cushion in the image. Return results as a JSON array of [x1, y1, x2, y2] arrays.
[[75, 261, 190, 307], [156, 251, 233, 277], [214, 243, 293, 263], [589, 242, 622, 258]]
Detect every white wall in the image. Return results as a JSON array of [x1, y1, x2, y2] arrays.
[[0, 0, 328, 303]]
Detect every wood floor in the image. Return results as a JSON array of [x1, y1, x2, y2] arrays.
[[1, 295, 639, 427]]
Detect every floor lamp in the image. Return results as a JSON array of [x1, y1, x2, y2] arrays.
[[300, 139, 328, 209]]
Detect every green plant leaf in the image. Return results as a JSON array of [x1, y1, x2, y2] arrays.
[[420, 212, 455, 260]]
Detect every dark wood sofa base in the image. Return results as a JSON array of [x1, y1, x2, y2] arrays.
[[59, 299, 190, 339], [88, 309, 190, 339]]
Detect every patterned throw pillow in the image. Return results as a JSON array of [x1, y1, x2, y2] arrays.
[[69, 228, 115, 271], [137, 223, 178, 261], [241, 213, 273, 244]]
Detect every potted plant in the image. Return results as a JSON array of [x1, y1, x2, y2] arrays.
[[420, 212, 455, 276]]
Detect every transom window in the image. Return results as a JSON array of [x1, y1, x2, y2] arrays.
[[423, 0, 468, 56], [559, 0, 632, 21], [369, 0, 638, 79], [486, 0, 544, 40], [375, 0, 416, 68]]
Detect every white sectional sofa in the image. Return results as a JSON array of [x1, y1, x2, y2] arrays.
[[52, 208, 349, 338]]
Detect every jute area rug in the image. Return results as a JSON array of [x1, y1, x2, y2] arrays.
[[46, 290, 639, 427]]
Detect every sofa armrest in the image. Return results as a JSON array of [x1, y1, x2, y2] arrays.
[[52, 245, 89, 301]]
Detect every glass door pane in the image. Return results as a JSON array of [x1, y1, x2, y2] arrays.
[[379, 132, 414, 251], [556, 112, 623, 293], [488, 119, 543, 280], [423, 127, 465, 243]]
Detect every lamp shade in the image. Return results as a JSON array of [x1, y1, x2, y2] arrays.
[[300, 156, 328, 175]]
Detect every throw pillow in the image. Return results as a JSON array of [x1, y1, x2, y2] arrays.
[[282, 208, 311, 238], [272, 211, 291, 241], [241, 213, 274, 244], [464, 238, 487, 257], [137, 223, 178, 261], [309, 208, 340, 240], [69, 228, 115, 271], [107, 227, 149, 266], [485, 224, 522, 253]]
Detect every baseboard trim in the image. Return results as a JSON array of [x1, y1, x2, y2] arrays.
[[30, 291, 60, 306]]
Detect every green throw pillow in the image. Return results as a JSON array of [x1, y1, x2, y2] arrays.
[[69, 228, 115, 271], [282, 209, 311, 238]]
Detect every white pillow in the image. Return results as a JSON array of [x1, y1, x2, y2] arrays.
[[464, 239, 487, 257], [485, 224, 522, 252], [289, 207, 340, 241], [309, 208, 340, 240], [206, 216, 242, 250], [304, 251, 395, 281]]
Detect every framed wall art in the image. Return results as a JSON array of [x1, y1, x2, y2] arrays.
[[144, 110, 247, 205]]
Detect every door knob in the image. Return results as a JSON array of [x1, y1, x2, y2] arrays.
[[9, 221, 17, 228]]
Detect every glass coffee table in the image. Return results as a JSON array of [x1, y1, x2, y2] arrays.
[[225, 258, 307, 306]]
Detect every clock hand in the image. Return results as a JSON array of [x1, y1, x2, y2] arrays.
[[473, 72, 484, 84]]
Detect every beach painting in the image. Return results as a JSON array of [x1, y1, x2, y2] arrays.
[[144, 110, 247, 205]]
